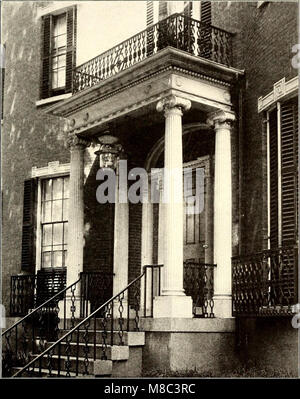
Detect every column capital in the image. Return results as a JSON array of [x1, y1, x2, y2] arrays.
[[67, 134, 91, 150], [207, 110, 235, 130], [156, 95, 191, 115]]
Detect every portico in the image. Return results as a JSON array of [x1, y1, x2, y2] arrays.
[[48, 46, 242, 320]]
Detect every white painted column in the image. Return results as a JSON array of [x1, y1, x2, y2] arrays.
[[153, 95, 193, 318], [113, 171, 129, 298], [140, 179, 153, 315], [207, 110, 235, 318], [61, 135, 89, 318], [66, 136, 89, 288]]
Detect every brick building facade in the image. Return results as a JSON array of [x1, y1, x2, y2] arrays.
[[1, 1, 298, 377]]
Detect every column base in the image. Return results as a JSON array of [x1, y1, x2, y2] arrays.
[[213, 295, 232, 318], [153, 295, 193, 318]]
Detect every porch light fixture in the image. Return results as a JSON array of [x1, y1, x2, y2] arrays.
[[95, 133, 123, 170]]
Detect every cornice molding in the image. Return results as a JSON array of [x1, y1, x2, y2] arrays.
[[31, 161, 70, 178], [258, 76, 298, 113]]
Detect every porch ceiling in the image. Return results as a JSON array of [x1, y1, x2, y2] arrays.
[[47, 47, 244, 139]]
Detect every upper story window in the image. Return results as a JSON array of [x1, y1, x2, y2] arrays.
[[51, 14, 67, 90], [40, 6, 76, 99]]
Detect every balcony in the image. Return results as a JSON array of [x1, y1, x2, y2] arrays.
[[73, 13, 233, 94], [232, 246, 298, 317]]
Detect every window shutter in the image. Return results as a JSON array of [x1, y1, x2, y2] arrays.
[[280, 99, 298, 246], [158, 1, 168, 20], [201, 1, 212, 25], [65, 6, 77, 94], [21, 179, 37, 273], [146, 1, 155, 56], [146, 1, 154, 26], [269, 109, 278, 249], [184, 2, 193, 18], [40, 14, 51, 99]]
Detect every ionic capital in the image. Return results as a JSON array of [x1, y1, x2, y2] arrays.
[[156, 95, 191, 116], [67, 134, 91, 150], [207, 110, 235, 130]]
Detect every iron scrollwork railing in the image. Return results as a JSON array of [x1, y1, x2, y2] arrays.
[[12, 265, 162, 377], [2, 276, 81, 377], [232, 246, 298, 317], [183, 260, 216, 318], [73, 13, 233, 93]]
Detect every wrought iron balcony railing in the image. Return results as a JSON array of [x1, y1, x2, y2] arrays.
[[73, 13, 233, 93], [183, 259, 216, 318], [232, 246, 298, 317], [10, 269, 67, 317]]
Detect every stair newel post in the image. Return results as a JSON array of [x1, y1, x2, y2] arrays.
[[111, 303, 114, 346], [93, 314, 96, 361], [32, 322, 35, 357], [57, 342, 61, 377], [127, 291, 130, 331], [144, 267, 147, 317], [76, 328, 80, 376]]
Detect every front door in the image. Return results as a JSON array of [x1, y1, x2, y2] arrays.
[[183, 156, 214, 316]]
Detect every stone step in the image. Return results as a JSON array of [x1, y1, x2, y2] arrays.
[[45, 341, 129, 360], [29, 353, 96, 375], [12, 366, 86, 378], [57, 330, 145, 346]]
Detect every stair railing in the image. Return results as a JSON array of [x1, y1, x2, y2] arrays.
[[12, 265, 162, 377], [2, 277, 81, 377]]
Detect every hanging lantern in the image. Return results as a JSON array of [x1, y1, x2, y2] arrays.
[[95, 134, 122, 170]]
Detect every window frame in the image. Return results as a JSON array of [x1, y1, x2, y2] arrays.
[[34, 170, 70, 272], [40, 5, 76, 100]]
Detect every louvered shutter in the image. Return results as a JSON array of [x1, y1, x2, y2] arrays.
[[158, 1, 168, 20], [281, 99, 298, 246], [40, 14, 51, 99], [200, 2, 212, 59], [269, 109, 278, 249], [146, 1, 154, 56], [201, 1, 212, 25], [21, 179, 37, 273], [65, 6, 77, 94], [280, 101, 298, 304]]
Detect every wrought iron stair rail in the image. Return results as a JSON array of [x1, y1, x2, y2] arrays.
[[73, 13, 233, 93], [12, 265, 162, 377], [2, 277, 81, 377], [232, 245, 298, 317]]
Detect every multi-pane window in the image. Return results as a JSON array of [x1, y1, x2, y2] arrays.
[[51, 14, 67, 90], [40, 6, 76, 99], [41, 176, 69, 268]]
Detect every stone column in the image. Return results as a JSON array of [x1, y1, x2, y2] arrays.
[[207, 110, 235, 318], [113, 167, 129, 305], [153, 95, 193, 318], [62, 135, 89, 318], [140, 178, 153, 315]]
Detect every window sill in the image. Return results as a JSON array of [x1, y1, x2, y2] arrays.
[[36, 93, 72, 108]]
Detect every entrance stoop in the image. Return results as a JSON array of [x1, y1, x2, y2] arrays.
[[141, 318, 240, 376]]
